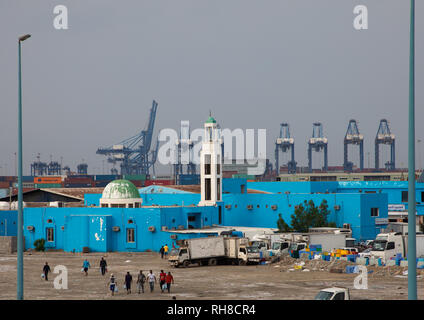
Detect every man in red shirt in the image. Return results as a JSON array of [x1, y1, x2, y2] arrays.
[[159, 270, 167, 293], [165, 272, 174, 293]]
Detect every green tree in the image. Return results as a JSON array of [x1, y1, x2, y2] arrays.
[[33, 238, 46, 252], [277, 213, 291, 232], [290, 199, 333, 233]]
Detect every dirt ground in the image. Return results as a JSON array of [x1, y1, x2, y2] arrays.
[[0, 251, 423, 300]]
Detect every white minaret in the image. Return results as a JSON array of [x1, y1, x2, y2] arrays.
[[198, 116, 222, 206]]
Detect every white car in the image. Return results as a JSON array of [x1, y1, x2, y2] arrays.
[[358, 248, 372, 258]]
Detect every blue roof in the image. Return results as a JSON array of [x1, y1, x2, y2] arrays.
[[138, 185, 194, 194]]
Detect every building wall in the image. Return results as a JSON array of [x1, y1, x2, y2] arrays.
[[221, 192, 387, 241], [0, 211, 17, 236], [336, 181, 424, 216], [23, 206, 219, 253]]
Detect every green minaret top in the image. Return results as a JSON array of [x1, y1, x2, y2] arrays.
[[206, 116, 216, 124]]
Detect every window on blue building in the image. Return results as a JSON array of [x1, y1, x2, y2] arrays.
[[46, 228, 54, 242], [402, 191, 408, 202], [371, 208, 379, 217], [127, 229, 135, 243]]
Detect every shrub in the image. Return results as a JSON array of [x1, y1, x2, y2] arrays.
[[33, 239, 46, 252]]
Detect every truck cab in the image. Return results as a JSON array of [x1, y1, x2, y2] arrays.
[[371, 232, 404, 262], [270, 241, 290, 255], [169, 247, 190, 267], [289, 242, 307, 258], [246, 246, 261, 263], [315, 287, 350, 300]]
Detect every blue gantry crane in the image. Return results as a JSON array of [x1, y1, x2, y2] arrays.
[[96, 100, 159, 175], [174, 120, 196, 178], [275, 123, 296, 174], [343, 119, 364, 171], [375, 119, 395, 170], [308, 122, 328, 172]]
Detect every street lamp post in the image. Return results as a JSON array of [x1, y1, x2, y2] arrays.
[[17, 33, 31, 301], [407, 0, 417, 300]]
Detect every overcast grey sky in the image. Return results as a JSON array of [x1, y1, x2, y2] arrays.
[[0, 0, 423, 175]]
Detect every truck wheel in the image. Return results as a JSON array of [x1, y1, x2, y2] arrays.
[[208, 258, 217, 266], [183, 260, 190, 268], [238, 259, 247, 266]]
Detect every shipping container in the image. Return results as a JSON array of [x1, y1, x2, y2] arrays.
[[94, 174, 120, 181], [144, 180, 173, 186], [34, 176, 62, 184], [22, 182, 35, 188], [23, 176, 35, 182], [177, 174, 200, 185], [129, 180, 142, 187], [35, 183, 63, 188], [94, 181, 109, 187], [67, 175, 94, 179], [0, 181, 10, 188], [64, 183, 93, 188], [64, 178, 94, 184], [123, 174, 146, 181]]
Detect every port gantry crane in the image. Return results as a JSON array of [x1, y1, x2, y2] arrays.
[[275, 123, 296, 174], [343, 119, 364, 171], [308, 122, 328, 172], [96, 100, 159, 176], [375, 119, 395, 171], [174, 120, 196, 182]]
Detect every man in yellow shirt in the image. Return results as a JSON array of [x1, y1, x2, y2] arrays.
[[164, 244, 169, 257]]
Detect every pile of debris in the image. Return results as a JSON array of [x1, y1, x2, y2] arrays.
[[273, 254, 424, 278]]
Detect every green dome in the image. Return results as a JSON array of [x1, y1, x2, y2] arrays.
[[102, 179, 140, 199], [206, 116, 216, 124]]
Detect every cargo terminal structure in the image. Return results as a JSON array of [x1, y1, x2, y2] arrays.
[[2, 117, 424, 253]]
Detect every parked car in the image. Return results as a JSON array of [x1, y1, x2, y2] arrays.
[[358, 248, 372, 258]]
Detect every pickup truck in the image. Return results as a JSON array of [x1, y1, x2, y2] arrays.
[[315, 287, 350, 300]]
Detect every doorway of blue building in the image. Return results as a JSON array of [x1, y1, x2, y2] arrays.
[[187, 212, 201, 229]]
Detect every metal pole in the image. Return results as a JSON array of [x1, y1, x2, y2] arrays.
[[17, 38, 24, 301], [408, 0, 417, 300], [17, 33, 30, 301]]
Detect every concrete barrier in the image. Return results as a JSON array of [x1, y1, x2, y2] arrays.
[[0, 236, 17, 254]]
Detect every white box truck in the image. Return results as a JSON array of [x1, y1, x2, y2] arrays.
[[168, 236, 248, 267], [371, 232, 424, 262]]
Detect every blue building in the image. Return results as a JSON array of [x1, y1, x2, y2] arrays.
[[0, 211, 17, 236], [23, 180, 220, 252]]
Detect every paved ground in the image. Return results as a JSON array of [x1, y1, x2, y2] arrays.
[[0, 251, 423, 300]]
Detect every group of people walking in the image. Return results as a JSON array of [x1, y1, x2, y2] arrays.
[[109, 269, 175, 296], [42, 257, 175, 297]]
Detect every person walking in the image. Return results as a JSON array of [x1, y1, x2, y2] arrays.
[[159, 269, 167, 293], [165, 272, 174, 293], [42, 262, 51, 281], [82, 259, 91, 276], [136, 270, 146, 294], [124, 271, 133, 294], [164, 244, 169, 257], [147, 270, 156, 293], [108, 274, 117, 296], [99, 257, 107, 276], [159, 246, 165, 259]]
